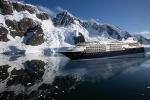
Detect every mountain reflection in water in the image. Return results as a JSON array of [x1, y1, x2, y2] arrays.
[[0, 53, 150, 100]]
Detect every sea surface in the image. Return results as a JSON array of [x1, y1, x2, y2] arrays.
[[0, 53, 150, 100]]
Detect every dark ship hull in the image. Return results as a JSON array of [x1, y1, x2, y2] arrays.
[[60, 47, 145, 60]]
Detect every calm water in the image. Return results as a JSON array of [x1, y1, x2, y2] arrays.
[[0, 53, 150, 100]]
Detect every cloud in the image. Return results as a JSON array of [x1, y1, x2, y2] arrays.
[[133, 31, 150, 39], [10, 0, 24, 3], [56, 6, 64, 12], [140, 31, 150, 34], [38, 6, 56, 17]]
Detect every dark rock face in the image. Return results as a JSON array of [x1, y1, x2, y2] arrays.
[[37, 76, 79, 99], [0, 91, 15, 100], [7, 60, 45, 86], [6, 18, 36, 38], [5, 19, 24, 38], [6, 68, 34, 86], [0, 0, 13, 15], [124, 32, 131, 39], [0, 26, 9, 42], [53, 11, 75, 26], [53, 76, 77, 90], [36, 12, 49, 20], [5, 17, 45, 45], [24, 4, 36, 14], [5, 19, 18, 30], [5, 18, 42, 40], [25, 60, 45, 79], [12, 2, 36, 14], [26, 26, 45, 46], [10, 30, 24, 38], [12, 2, 24, 12], [18, 18, 35, 33], [0, 65, 10, 82], [74, 32, 85, 44]]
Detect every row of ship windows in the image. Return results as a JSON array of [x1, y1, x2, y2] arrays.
[[86, 46, 123, 48], [77, 51, 125, 56], [73, 49, 136, 56], [85, 48, 123, 52]]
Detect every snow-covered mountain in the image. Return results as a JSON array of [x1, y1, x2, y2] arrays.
[[0, 0, 149, 54], [53, 11, 131, 40], [0, 0, 55, 54], [52, 10, 150, 44], [133, 35, 150, 45]]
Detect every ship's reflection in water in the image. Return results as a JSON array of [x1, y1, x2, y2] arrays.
[[0, 53, 150, 100]]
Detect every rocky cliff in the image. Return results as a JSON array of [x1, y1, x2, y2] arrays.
[[0, 0, 49, 46], [0, 0, 55, 54]]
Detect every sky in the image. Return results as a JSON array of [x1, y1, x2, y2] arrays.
[[23, 0, 150, 37]]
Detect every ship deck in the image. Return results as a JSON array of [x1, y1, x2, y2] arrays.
[[60, 47, 145, 60]]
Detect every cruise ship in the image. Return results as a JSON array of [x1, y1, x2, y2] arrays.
[[59, 38, 145, 60]]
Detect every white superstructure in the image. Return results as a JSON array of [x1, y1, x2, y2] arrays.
[[68, 38, 142, 52]]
